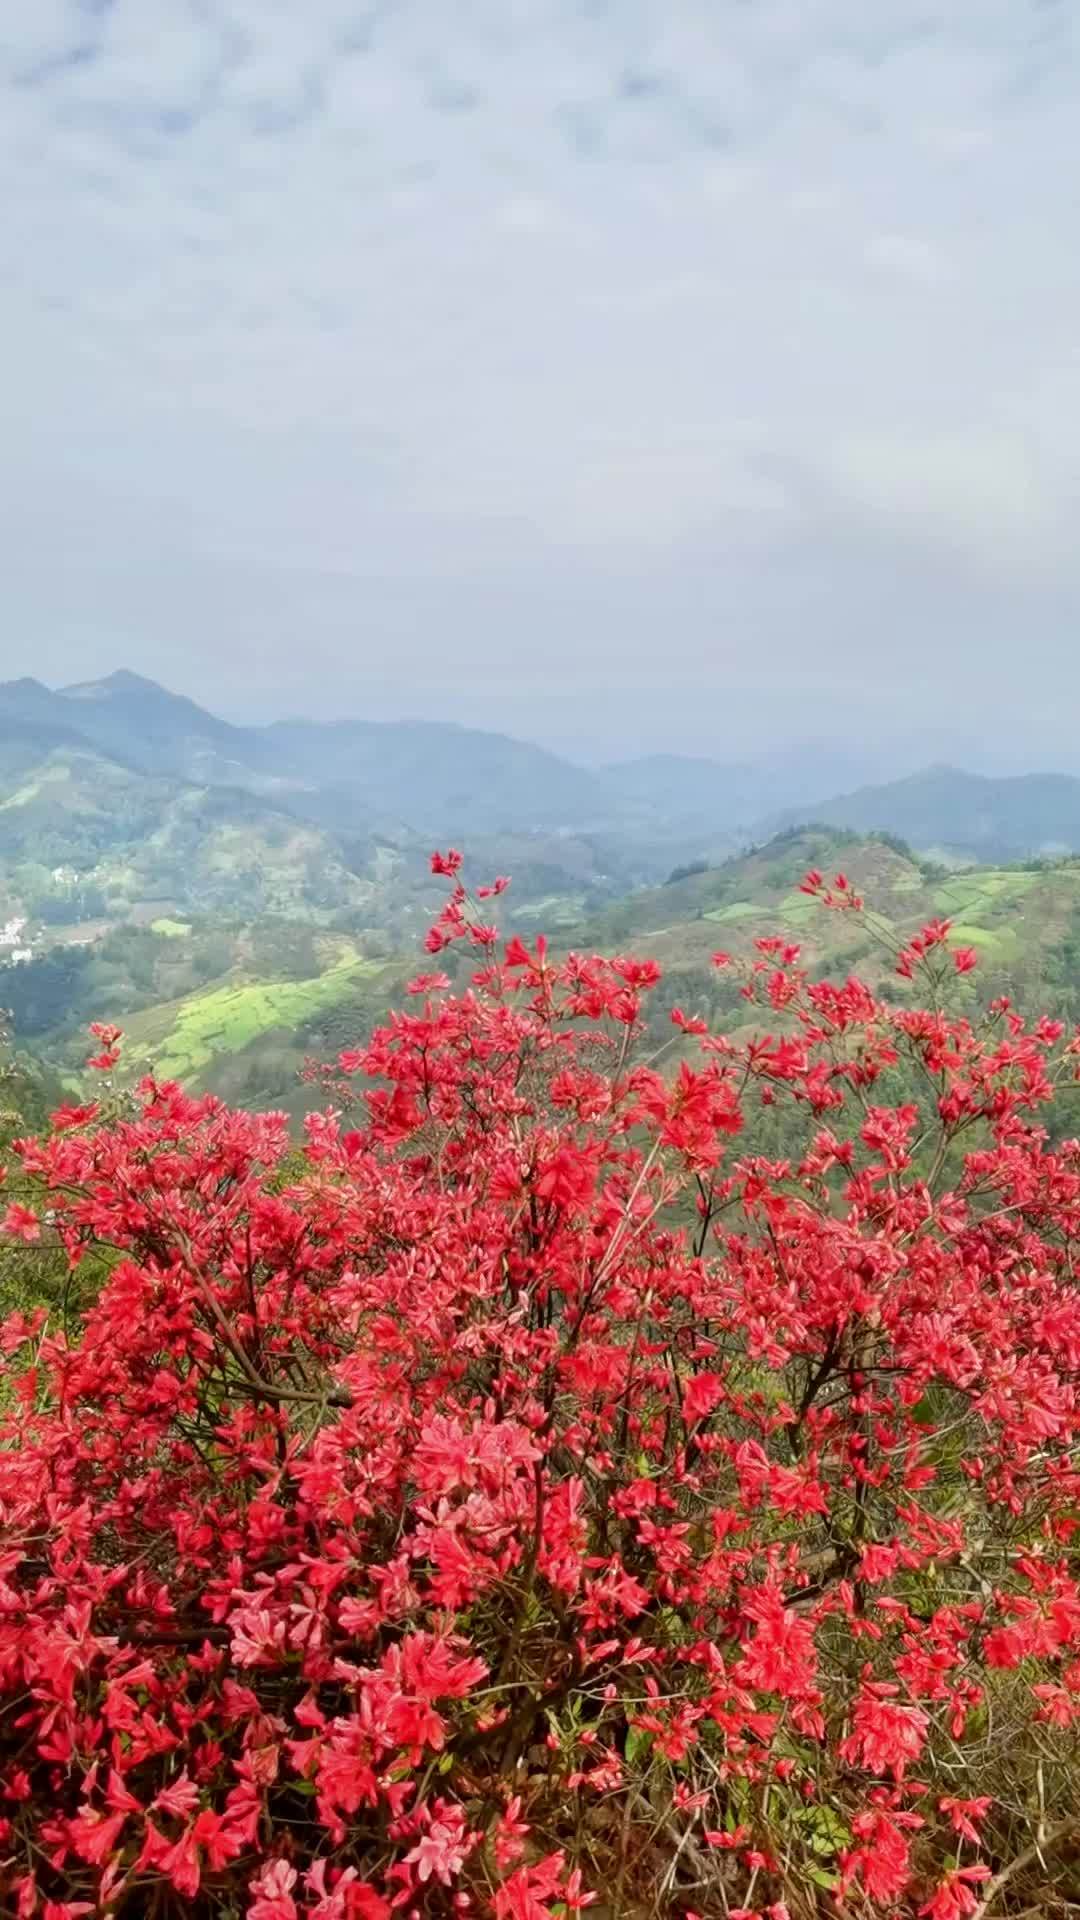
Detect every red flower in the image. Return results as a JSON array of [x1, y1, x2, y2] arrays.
[[682, 1370, 724, 1424], [1, 1203, 40, 1242], [0, 862, 1075, 1917], [841, 1685, 929, 1781], [430, 848, 463, 876], [920, 1865, 991, 1919]]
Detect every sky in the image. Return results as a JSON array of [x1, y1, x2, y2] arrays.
[[3, 1, 1080, 770]]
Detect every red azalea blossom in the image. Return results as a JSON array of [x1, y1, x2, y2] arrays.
[[1, 1203, 40, 1242], [0, 860, 1076, 1916], [919, 1864, 992, 1919]]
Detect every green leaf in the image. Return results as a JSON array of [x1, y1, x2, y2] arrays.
[[796, 1804, 851, 1856], [807, 1864, 840, 1891]]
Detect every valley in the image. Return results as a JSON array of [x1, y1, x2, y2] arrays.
[[7, 670, 1080, 1121]]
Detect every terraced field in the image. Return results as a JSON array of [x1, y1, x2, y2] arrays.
[[120, 943, 390, 1085], [704, 900, 758, 923], [577, 832, 1080, 1037], [41, 831, 1080, 1117]]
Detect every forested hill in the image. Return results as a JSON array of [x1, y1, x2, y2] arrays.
[[579, 826, 1080, 1039], [765, 765, 1080, 862], [10, 826, 1080, 1130]]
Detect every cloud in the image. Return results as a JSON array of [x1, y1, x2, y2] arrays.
[[1, 1, 1080, 759], [825, 429, 1070, 573], [0, 3, 92, 82], [865, 232, 947, 283]]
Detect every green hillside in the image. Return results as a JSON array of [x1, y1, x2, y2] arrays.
[[25, 829, 1080, 1125], [577, 827, 1080, 1044], [9, 669, 1080, 1127], [118, 943, 385, 1081], [0, 682, 682, 954], [0, 737, 376, 925]]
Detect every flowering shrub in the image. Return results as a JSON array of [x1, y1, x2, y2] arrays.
[[1, 857, 1080, 1917]]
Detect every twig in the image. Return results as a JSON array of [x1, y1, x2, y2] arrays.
[[972, 1816, 1080, 1919]]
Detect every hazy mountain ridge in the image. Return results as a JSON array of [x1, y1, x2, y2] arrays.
[[765, 765, 1080, 861], [0, 673, 631, 837], [0, 674, 742, 974], [0, 672, 865, 843], [8, 671, 1080, 955]]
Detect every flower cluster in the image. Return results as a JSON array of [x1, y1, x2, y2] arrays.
[[0, 865, 1078, 1916]]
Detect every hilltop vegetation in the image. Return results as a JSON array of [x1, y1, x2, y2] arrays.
[[8, 672, 1080, 966], [0, 670, 740, 843], [14, 824, 1080, 1126], [2, 916, 404, 1117], [0, 672, 743, 954], [581, 825, 1080, 1023], [118, 940, 398, 1116]]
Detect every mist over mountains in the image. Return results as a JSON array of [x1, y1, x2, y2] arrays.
[[0, 669, 840, 841], [4, 669, 1080, 868]]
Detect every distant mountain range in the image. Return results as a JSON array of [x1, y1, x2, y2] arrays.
[[0, 671, 883, 840], [3, 673, 1080, 917]]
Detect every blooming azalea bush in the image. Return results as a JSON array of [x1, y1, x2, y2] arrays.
[[1, 856, 1080, 1918]]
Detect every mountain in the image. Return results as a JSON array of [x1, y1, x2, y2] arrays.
[[0, 730, 379, 925], [1, 670, 952, 860], [767, 766, 1080, 861], [0, 673, 681, 978], [263, 717, 608, 835], [0, 674, 625, 838], [59, 669, 273, 783], [597, 747, 896, 831], [0, 710, 105, 781], [0, 673, 885, 847], [0, 674, 767, 938], [14, 668, 1080, 969], [0, 671, 303, 801]]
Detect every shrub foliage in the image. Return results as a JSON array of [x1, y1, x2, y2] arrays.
[[1, 859, 1079, 1918]]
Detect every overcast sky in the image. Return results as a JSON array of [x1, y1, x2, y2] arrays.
[[3, 2, 1080, 768]]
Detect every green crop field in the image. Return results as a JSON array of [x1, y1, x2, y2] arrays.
[[934, 870, 1041, 915], [121, 947, 389, 1084], [779, 890, 827, 928], [704, 900, 758, 923], [511, 892, 587, 925], [946, 922, 1017, 957]]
